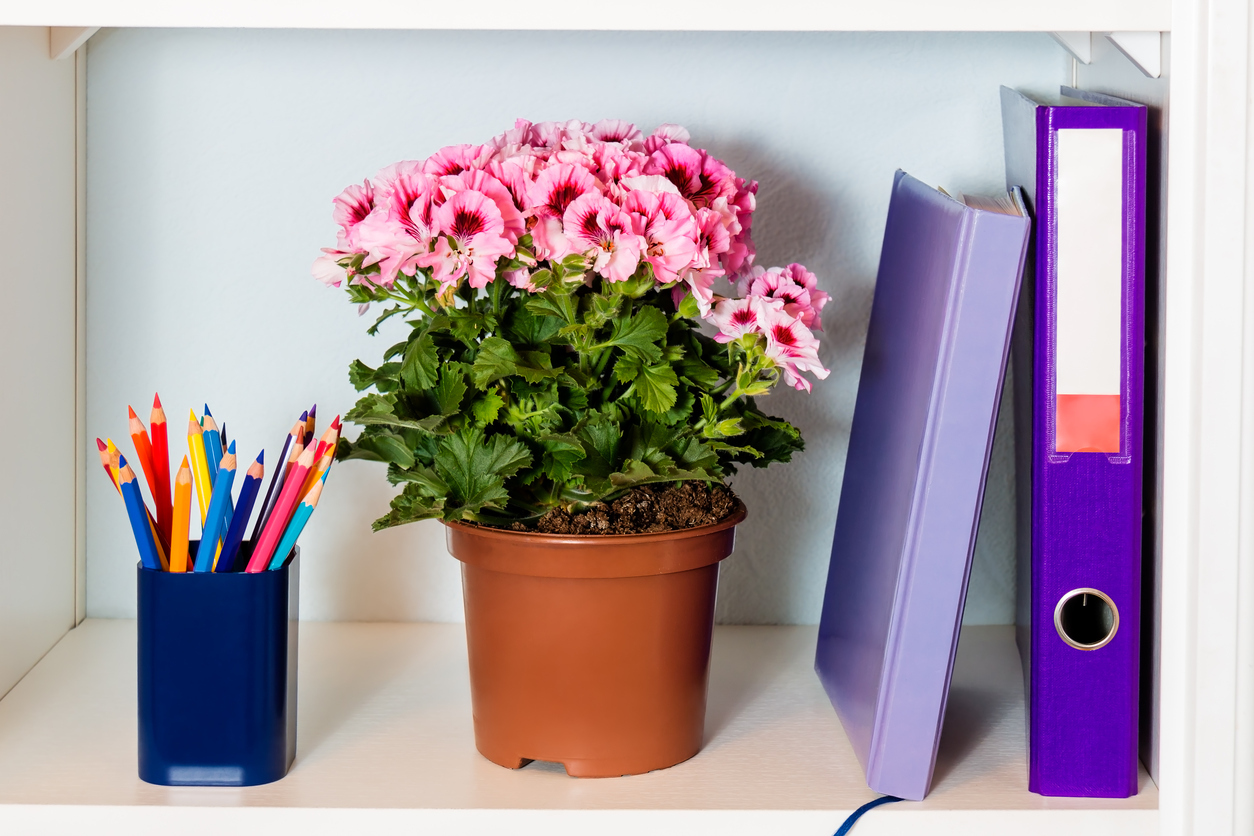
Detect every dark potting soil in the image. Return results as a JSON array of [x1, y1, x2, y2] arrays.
[[507, 482, 739, 535]]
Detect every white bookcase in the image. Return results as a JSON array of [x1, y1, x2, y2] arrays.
[[1, 2, 1250, 834]]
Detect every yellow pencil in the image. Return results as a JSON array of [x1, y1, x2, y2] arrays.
[[169, 457, 193, 573], [188, 410, 212, 525]]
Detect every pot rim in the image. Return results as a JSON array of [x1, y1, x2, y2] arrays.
[[443, 500, 748, 547]]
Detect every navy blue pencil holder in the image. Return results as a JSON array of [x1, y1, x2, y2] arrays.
[[137, 541, 299, 787]]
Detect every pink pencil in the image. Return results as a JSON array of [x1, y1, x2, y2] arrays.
[[246, 445, 315, 573]]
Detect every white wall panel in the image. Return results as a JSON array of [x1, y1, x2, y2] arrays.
[[84, 28, 1071, 624], [0, 27, 78, 696]]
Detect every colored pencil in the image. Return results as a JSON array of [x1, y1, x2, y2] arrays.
[[252, 418, 302, 543], [216, 451, 264, 573], [188, 411, 212, 525], [109, 438, 168, 554], [119, 457, 164, 571], [169, 458, 192, 573], [96, 438, 120, 493], [268, 480, 322, 571], [305, 404, 316, 446], [128, 405, 160, 510], [150, 394, 172, 542], [258, 435, 305, 535], [299, 423, 340, 500], [220, 422, 227, 452], [194, 442, 237, 572], [247, 445, 315, 572], [202, 406, 223, 486]]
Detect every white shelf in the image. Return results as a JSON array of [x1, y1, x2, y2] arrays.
[[4, 0, 1169, 33], [0, 620, 1155, 835]]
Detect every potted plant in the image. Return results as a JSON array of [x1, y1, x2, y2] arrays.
[[314, 119, 829, 777]]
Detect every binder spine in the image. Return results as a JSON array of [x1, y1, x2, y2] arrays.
[[1028, 104, 1146, 798]]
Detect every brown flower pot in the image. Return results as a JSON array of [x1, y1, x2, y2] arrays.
[[444, 503, 747, 778]]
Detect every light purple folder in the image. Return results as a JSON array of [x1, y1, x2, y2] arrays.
[[1002, 86, 1146, 798], [815, 170, 1029, 801]]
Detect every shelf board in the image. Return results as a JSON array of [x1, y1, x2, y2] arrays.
[[0, 620, 1156, 834], [4, 2, 1170, 34]]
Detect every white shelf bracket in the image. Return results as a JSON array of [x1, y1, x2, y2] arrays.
[[1105, 31, 1162, 79], [49, 28, 99, 61], [1050, 32, 1093, 64]]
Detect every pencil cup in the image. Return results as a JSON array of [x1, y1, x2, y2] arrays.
[[137, 541, 299, 786]]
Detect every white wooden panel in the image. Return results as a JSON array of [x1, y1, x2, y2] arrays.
[[0, 0, 1170, 34], [0, 622, 1156, 833], [0, 27, 77, 697]]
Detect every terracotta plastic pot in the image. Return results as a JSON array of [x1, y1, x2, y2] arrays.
[[444, 503, 747, 778]]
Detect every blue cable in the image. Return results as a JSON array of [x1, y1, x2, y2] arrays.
[[833, 795, 903, 836]]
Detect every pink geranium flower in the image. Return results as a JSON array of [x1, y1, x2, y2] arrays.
[[527, 164, 601, 260], [723, 177, 758, 276], [331, 179, 376, 250], [417, 190, 515, 289], [562, 193, 644, 283], [423, 144, 495, 177], [441, 169, 526, 245], [708, 295, 781, 343], [312, 250, 349, 287], [643, 123, 691, 155], [759, 304, 829, 392], [743, 264, 830, 331], [589, 118, 644, 147], [622, 190, 698, 284]]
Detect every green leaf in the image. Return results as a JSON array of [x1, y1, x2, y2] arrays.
[[401, 333, 439, 390], [507, 308, 562, 347], [572, 417, 623, 478], [601, 306, 667, 362], [433, 427, 533, 519], [635, 362, 679, 413], [471, 389, 505, 424], [348, 359, 379, 392], [525, 292, 577, 325], [702, 418, 744, 439], [352, 432, 415, 469], [372, 483, 446, 530], [537, 433, 586, 481], [431, 367, 468, 416], [613, 354, 642, 384], [471, 336, 562, 387]]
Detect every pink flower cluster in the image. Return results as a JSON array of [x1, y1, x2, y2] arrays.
[[706, 265, 831, 392], [314, 120, 830, 392], [313, 119, 758, 304]]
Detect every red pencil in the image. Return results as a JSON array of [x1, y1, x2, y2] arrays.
[[150, 394, 173, 543], [96, 438, 120, 494], [128, 406, 160, 511]]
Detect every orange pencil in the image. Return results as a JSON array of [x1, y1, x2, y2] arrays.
[[299, 423, 339, 499], [169, 458, 193, 573], [129, 406, 161, 509], [150, 394, 173, 542]]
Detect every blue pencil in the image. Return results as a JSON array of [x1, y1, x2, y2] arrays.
[[203, 405, 223, 486], [216, 451, 264, 573], [119, 458, 162, 571], [268, 479, 322, 570], [193, 442, 236, 572]]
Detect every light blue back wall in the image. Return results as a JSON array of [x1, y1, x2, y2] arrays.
[[85, 28, 1068, 623]]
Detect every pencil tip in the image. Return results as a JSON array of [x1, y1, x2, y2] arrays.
[[300, 410, 308, 422], [96, 438, 106, 451], [118, 454, 128, 468], [257, 450, 265, 464], [227, 440, 236, 454], [180, 455, 189, 468], [153, 392, 162, 408], [128, 405, 137, 419], [204, 404, 213, 417]]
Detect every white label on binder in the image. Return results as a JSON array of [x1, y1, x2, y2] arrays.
[[1055, 128, 1123, 398]]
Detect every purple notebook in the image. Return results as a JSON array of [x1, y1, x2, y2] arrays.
[[815, 170, 1030, 801], [1001, 87, 1146, 798]]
